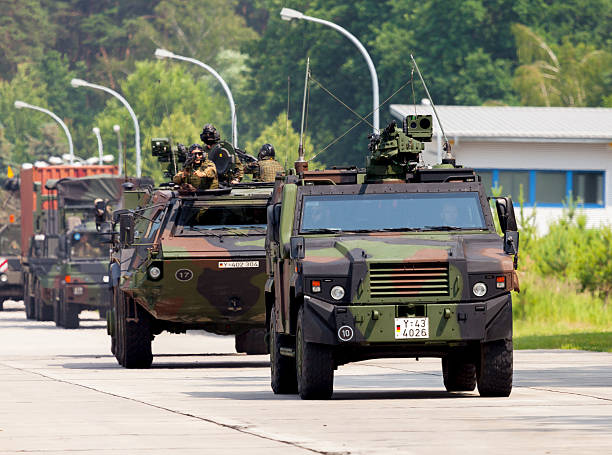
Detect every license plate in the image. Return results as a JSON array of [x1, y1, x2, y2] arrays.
[[73, 287, 84, 296], [395, 317, 429, 339], [218, 261, 259, 269]]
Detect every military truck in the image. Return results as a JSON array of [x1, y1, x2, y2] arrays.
[[108, 138, 275, 368], [22, 173, 125, 327], [265, 116, 520, 399], [0, 223, 23, 308]]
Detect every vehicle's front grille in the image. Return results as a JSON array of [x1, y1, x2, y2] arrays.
[[369, 262, 449, 298]]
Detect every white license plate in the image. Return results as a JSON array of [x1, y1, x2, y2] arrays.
[[218, 261, 259, 269], [73, 287, 84, 296], [395, 317, 429, 339]]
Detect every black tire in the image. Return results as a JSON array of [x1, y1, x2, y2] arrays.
[[477, 339, 513, 397], [34, 283, 53, 321], [296, 305, 334, 400], [24, 276, 36, 320], [60, 296, 80, 329], [53, 290, 62, 327], [109, 288, 118, 357], [270, 305, 297, 394], [0, 300, 3, 311], [442, 354, 476, 392], [235, 328, 268, 355], [99, 308, 108, 320], [116, 291, 153, 369]]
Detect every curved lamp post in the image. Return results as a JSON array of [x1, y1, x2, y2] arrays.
[[14, 101, 75, 164], [154, 48, 238, 148], [70, 78, 142, 177], [92, 127, 103, 165], [280, 7, 380, 133], [113, 124, 123, 176]]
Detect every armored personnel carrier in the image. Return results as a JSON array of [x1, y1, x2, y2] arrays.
[[108, 138, 275, 368], [265, 115, 520, 399]]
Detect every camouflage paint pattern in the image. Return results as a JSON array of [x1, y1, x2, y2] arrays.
[[115, 185, 273, 335], [0, 223, 23, 299]]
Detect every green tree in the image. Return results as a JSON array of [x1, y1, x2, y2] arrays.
[[512, 23, 612, 106]]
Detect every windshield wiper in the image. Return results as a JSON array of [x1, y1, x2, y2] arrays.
[[301, 228, 343, 234], [422, 225, 464, 231], [184, 226, 222, 240]]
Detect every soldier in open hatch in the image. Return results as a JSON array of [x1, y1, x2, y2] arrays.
[[200, 123, 244, 184], [252, 143, 284, 182], [173, 143, 218, 190]]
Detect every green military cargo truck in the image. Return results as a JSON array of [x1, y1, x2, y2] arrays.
[[0, 223, 23, 308], [265, 116, 520, 399]]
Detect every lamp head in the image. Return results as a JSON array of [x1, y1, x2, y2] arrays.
[[48, 156, 63, 165], [14, 101, 27, 109], [86, 157, 99, 165], [113, 124, 120, 133], [70, 78, 86, 88], [102, 154, 115, 163], [93, 127, 101, 134], [154, 48, 174, 59], [280, 7, 303, 21]]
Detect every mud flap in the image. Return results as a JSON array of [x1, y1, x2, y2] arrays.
[[484, 294, 513, 342], [303, 297, 339, 345]]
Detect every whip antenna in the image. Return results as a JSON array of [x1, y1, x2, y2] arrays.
[[410, 54, 453, 160], [296, 57, 310, 174]]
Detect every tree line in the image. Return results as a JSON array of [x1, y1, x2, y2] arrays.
[[0, 0, 610, 177]]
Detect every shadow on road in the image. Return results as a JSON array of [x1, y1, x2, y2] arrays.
[[185, 389, 468, 401], [56, 355, 269, 370]]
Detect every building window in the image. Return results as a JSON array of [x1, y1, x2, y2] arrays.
[[475, 169, 605, 207], [535, 171, 566, 204], [573, 172, 604, 205], [498, 171, 530, 201]]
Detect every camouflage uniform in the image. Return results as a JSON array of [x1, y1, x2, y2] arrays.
[[254, 157, 284, 182], [173, 160, 219, 189]]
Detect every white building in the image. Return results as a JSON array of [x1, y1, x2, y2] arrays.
[[390, 104, 612, 231]]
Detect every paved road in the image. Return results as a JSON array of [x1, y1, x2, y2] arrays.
[[1, 300, 611, 454]]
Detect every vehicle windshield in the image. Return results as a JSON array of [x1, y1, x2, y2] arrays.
[[69, 232, 109, 259], [300, 192, 487, 233], [0, 226, 21, 255], [176, 204, 267, 234]]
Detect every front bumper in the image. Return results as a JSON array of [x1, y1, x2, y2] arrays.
[[65, 283, 112, 309], [302, 293, 512, 346]]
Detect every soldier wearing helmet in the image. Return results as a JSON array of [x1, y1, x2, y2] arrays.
[[253, 144, 284, 182], [200, 123, 244, 184], [173, 143, 218, 190]]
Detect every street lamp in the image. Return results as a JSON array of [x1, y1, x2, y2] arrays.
[[280, 7, 380, 133], [113, 124, 123, 176], [14, 100, 75, 164], [70, 78, 142, 177], [154, 48, 238, 148], [92, 127, 103, 165]]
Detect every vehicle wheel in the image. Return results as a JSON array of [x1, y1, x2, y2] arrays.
[[53, 290, 63, 327], [34, 282, 53, 321], [296, 305, 334, 400], [442, 354, 476, 392], [0, 300, 3, 311], [60, 296, 80, 329], [477, 339, 513, 397], [270, 305, 297, 394], [24, 276, 36, 320], [235, 328, 268, 355], [99, 308, 108, 320], [116, 291, 153, 369], [109, 288, 118, 357]]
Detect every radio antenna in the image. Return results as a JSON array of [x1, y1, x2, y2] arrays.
[[296, 57, 310, 174], [410, 54, 453, 160]]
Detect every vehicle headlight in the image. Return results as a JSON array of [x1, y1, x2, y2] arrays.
[[102, 275, 110, 283], [472, 282, 487, 297], [0, 274, 7, 283], [148, 266, 162, 280], [330, 285, 345, 301]]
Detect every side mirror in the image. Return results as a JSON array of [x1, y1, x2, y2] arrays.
[[119, 213, 135, 246], [503, 230, 519, 255], [289, 236, 305, 260], [113, 208, 132, 224], [268, 204, 282, 243], [495, 197, 518, 233]]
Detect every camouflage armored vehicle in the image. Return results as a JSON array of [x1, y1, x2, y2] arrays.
[[108, 138, 275, 368], [265, 116, 520, 399], [22, 175, 125, 327], [0, 223, 23, 308]]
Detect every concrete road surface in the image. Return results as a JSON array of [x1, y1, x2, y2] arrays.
[[1, 299, 611, 454]]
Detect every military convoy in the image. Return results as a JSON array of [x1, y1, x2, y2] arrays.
[[265, 115, 519, 399], [107, 138, 273, 368]]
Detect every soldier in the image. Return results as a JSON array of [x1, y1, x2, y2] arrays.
[[173, 144, 218, 190], [253, 144, 284, 182], [200, 123, 244, 184]]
